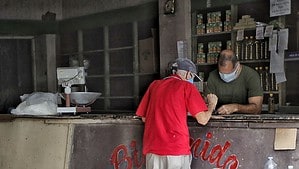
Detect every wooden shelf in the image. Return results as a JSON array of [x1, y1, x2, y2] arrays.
[[240, 59, 270, 63], [264, 91, 279, 94], [192, 31, 231, 38], [196, 63, 217, 66], [285, 58, 299, 62], [191, 2, 285, 107]]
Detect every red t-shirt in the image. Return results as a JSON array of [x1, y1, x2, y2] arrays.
[[136, 74, 208, 155]]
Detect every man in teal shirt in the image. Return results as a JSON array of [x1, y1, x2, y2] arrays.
[[206, 49, 263, 114]]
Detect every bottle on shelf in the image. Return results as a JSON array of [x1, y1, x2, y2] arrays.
[[268, 93, 275, 113], [258, 66, 264, 89], [255, 67, 261, 86], [270, 73, 278, 91], [258, 39, 270, 60], [264, 66, 270, 91], [254, 38, 261, 60], [248, 36, 255, 60], [235, 40, 242, 60], [264, 40, 269, 59], [260, 40, 265, 59], [244, 36, 249, 60], [264, 156, 277, 169]]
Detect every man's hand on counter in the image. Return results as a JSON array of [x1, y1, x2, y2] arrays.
[[211, 115, 226, 119], [216, 104, 238, 115]]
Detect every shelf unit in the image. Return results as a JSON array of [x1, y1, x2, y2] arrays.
[[191, 1, 283, 108], [58, 19, 159, 113]]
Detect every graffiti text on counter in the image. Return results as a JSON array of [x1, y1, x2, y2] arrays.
[[110, 132, 239, 169], [110, 140, 144, 169], [190, 132, 239, 169]]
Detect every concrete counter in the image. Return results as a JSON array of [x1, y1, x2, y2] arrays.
[[0, 114, 299, 169]]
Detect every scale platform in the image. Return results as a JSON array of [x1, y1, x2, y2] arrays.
[[57, 107, 91, 115]]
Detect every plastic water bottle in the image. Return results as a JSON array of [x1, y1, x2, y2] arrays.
[[264, 157, 277, 169]]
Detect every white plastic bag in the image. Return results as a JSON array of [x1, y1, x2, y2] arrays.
[[11, 92, 58, 115]]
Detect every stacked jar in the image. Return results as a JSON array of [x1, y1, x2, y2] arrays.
[[207, 41, 222, 64], [224, 10, 233, 32], [196, 43, 206, 64], [206, 11, 222, 33], [196, 9, 232, 64], [196, 14, 205, 35]]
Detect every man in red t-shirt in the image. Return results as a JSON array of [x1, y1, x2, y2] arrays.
[[136, 58, 218, 169]]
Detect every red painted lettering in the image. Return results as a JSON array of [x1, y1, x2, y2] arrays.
[[130, 140, 145, 169], [223, 155, 239, 169], [110, 133, 239, 169], [190, 132, 239, 169], [199, 132, 212, 161], [110, 144, 133, 169], [110, 140, 144, 169], [190, 137, 201, 159]]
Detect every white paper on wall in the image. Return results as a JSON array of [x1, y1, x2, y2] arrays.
[[269, 29, 289, 83], [236, 29, 244, 41], [269, 31, 278, 51], [275, 72, 287, 84], [278, 28, 289, 51], [177, 40, 188, 58], [264, 25, 274, 37], [256, 26, 265, 40], [270, 0, 291, 17], [270, 51, 284, 73]]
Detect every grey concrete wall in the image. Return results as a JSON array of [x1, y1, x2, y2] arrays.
[[34, 34, 57, 92], [61, 0, 156, 19], [0, 0, 62, 20], [0, 0, 156, 20], [1, 116, 299, 169], [0, 118, 70, 169], [158, 0, 191, 77]]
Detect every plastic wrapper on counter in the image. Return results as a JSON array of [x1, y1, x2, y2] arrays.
[[11, 92, 58, 116]]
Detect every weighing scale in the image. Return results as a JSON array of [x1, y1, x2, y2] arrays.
[[56, 67, 101, 115]]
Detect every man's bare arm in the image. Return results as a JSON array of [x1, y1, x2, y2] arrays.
[[217, 96, 263, 114]]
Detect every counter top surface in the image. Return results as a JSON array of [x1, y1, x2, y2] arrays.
[[209, 113, 299, 121], [1, 113, 299, 122]]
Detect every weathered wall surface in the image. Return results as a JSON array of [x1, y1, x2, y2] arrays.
[[158, 0, 191, 77], [0, 118, 70, 169], [0, 0, 62, 20], [0, 0, 156, 20], [62, 0, 156, 19], [2, 117, 297, 169]]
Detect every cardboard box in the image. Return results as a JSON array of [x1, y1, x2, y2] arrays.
[[139, 38, 156, 73]]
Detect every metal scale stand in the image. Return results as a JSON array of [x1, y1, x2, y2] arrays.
[[56, 67, 91, 115]]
